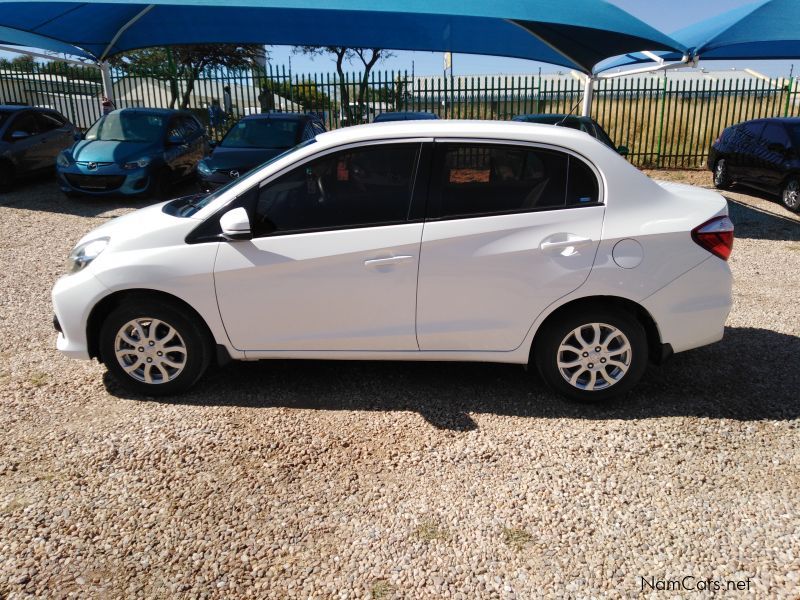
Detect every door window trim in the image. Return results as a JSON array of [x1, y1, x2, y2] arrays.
[[425, 138, 605, 222]]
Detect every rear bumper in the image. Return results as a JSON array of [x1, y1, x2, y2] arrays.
[[642, 256, 733, 354]]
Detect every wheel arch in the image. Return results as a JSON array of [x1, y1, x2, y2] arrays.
[[86, 288, 222, 363], [529, 295, 667, 364]]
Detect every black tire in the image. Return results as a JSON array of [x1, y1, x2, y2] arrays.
[[99, 299, 212, 396], [0, 161, 14, 192], [781, 177, 800, 212], [533, 307, 648, 403], [713, 158, 732, 190]]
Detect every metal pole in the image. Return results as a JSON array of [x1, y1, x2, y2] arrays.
[[581, 75, 594, 117], [99, 61, 114, 104]]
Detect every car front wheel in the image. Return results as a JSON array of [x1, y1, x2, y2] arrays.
[[534, 308, 648, 402], [99, 300, 211, 396], [781, 177, 800, 212]]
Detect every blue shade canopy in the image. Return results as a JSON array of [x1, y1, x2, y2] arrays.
[[597, 0, 800, 72], [0, 0, 685, 72]]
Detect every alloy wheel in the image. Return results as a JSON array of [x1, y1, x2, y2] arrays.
[[556, 322, 632, 391], [783, 179, 800, 210], [114, 318, 187, 384]]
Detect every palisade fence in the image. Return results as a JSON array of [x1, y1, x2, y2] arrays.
[[1, 61, 799, 169]]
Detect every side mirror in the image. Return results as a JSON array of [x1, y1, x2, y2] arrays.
[[219, 207, 252, 241], [10, 130, 29, 141], [617, 145, 630, 156], [73, 131, 83, 141]]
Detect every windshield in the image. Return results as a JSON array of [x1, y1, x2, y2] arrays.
[[85, 112, 168, 143], [220, 119, 301, 149], [175, 138, 317, 216]]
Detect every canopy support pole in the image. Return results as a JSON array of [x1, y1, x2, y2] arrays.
[[98, 4, 155, 61], [99, 61, 114, 105], [0, 45, 92, 67], [581, 75, 595, 117]]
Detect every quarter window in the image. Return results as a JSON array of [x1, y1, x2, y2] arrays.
[[433, 143, 599, 217], [251, 143, 419, 236]]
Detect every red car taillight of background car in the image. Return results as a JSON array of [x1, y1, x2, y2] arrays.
[[691, 216, 734, 260]]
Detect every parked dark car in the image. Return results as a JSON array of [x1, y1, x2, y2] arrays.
[[56, 108, 208, 198], [373, 111, 439, 123], [0, 105, 78, 191], [512, 114, 628, 155], [708, 117, 800, 212], [197, 113, 325, 191]]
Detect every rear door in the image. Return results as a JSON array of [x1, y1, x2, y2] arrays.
[[416, 141, 605, 351]]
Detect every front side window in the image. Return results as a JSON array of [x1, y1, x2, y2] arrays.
[[433, 143, 599, 218], [5, 112, 38, 139], [761, 122, 790, 148], [251, 143, 419, 236]]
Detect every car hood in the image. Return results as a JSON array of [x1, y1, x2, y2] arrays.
[[71, 140, 161, 164], [206, 146, 286, 171], [75, 200, 202, 253]]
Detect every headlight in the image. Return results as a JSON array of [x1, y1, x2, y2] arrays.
[[197, 160, 212, 176], [56, 152, 71, 168], [123, 157, 151, 170], [67, 237, 109, 273]]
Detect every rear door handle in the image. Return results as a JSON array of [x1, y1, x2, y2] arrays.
[[540, 237, 593, 255], [364, 255, 414, 267]]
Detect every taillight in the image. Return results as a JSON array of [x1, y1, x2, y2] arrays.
[[692, 216, 734, 260]]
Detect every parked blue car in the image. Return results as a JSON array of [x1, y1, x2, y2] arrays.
[[56, 108, 208, 198]]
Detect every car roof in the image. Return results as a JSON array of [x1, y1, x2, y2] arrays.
[[314, 119, 600, 149], [0, 105, 28, 113], [107, 107, 180, 117], [240, 112, 313, 122], [514, 114, 589, 123]]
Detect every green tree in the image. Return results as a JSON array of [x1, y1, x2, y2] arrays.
[[293, 46, 394, 124], [112, 45, 263, 109]]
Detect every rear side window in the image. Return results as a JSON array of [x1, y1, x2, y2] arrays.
[[761, 122, 790, 147], [36, 111, 67, 131], [432, 143, 599, 218], [251, 142, 420, 236]]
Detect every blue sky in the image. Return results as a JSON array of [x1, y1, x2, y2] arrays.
[[267, 0, 796, 78]]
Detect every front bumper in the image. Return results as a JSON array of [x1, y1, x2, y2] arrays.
[[642, 256, 733, 354], [52, 268, 110, 360], [57, 164, 152, 196]]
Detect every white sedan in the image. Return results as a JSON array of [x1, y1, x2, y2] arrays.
[[52, 120, 734, 402]]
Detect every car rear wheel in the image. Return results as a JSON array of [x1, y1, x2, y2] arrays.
[[781, 177, 800, 212], [713, 159, 732, 190], [533, 308, 648, 402], [99, 300, 212, 396], [0, 161, 14, 192]]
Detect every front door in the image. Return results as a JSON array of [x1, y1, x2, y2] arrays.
[[4, 111, 43, 172], [416, 141, 605, 351], [214, 141, 425, 351]]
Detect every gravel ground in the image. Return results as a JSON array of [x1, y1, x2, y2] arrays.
[[0, 171, 798, 599]]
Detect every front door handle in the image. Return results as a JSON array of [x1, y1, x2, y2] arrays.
[[364, 255, 414, 267]]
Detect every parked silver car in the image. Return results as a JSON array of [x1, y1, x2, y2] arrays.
[[0, 105, 78, 191]]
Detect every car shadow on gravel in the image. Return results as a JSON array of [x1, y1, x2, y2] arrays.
[[105, 326, 800, 430], [0, 179, 197, 219], [726, 196, 799, 241]]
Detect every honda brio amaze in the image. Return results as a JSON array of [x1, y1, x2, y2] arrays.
[[52, 121, 734, 402]]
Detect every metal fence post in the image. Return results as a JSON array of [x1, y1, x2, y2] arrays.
[[655, 74, 667, 169]]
